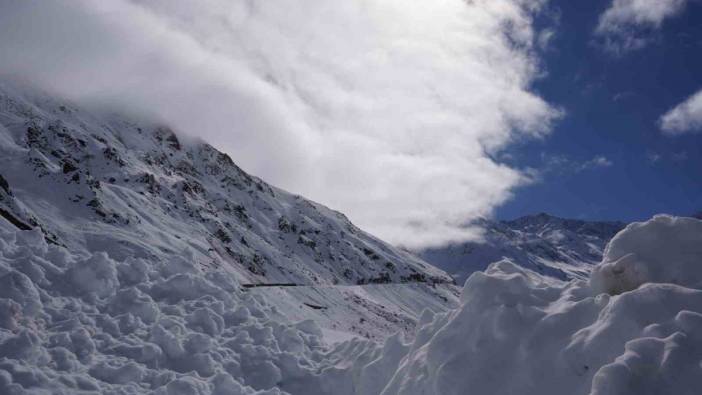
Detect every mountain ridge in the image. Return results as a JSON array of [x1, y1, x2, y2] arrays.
[[419, 212, 626, 284]]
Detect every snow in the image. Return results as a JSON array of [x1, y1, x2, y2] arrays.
[[0, 227, 317, 393], [334, 215, 702, 394], [591, 214, 702, 295]]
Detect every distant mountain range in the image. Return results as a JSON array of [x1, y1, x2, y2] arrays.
[[418, 213, 626, 284]]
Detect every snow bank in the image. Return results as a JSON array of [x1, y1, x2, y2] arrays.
[[3, 213, 701, 394], [0, 227, 330, 394], [336, 215, 702, 394], [591, 215, 702, 295]]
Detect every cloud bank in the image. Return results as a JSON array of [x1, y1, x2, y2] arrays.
[[0, 0, 559, 248], [595, 0, 688, 53], [660, 89, 702, 135]]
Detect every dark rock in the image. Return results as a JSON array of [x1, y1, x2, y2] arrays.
[[62, 161, 78, 173], [0, 208, 32, 231], [0, 174, 10, 195]]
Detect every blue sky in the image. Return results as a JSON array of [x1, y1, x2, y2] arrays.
[[497, 0, 702, 222]]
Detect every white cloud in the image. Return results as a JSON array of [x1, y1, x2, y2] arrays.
[[537, 28, 557, 51], [595, 0, 688, 53], [540, 153, 613, 174], [0, 0, 559, 248], [647, 152, 662, 164], [578, 155, 613, 171], [660, 89, 702, 135]]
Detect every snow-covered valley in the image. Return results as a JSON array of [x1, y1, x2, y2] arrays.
[[1, 84, 702, 394]]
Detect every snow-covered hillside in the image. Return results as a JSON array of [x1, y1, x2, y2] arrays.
[[0, 83, 462, 392], [0, 83, 452, 288], [0, 81, 458, 334], [419, 213, 625, 283]]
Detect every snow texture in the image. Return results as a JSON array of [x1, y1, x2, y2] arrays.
[[591, 215, 702, 295], [9, 213, 702, 394], [334, 215, 702, 394], [0, 226, 329, 394]]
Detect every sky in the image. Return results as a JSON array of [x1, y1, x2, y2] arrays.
[[496, 0, 702, 223], [0, 0, 700, 248]]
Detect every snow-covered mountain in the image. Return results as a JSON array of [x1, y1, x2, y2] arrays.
[[419, 213, 626, 284], [0, 83, 452, 289], [0, 83, 463, 393]]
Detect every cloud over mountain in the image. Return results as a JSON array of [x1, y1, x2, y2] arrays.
[[0, 0, 558, 248]]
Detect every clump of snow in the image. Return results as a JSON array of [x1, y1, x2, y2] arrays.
[[591, 214, 702, 295], [0, 227, 331, 394], [329, 215, 702, 394], [67, 252, 120, 299]]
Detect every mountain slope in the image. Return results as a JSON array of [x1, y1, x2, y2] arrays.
[[0, 82, 459, 394], [0, 83, 451, 288], [0, 82, 458, 344], [419, 213, 625, 284]]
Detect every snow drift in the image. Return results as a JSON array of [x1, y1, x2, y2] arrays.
[[0, 226, 325, 394], [591, 215, 702, 295], [333, 215, 702, 394]]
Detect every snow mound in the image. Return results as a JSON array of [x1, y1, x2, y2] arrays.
[[0, 227, 329, 394], [591, 214, 702, 295], [338, 215, 702, 394]]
